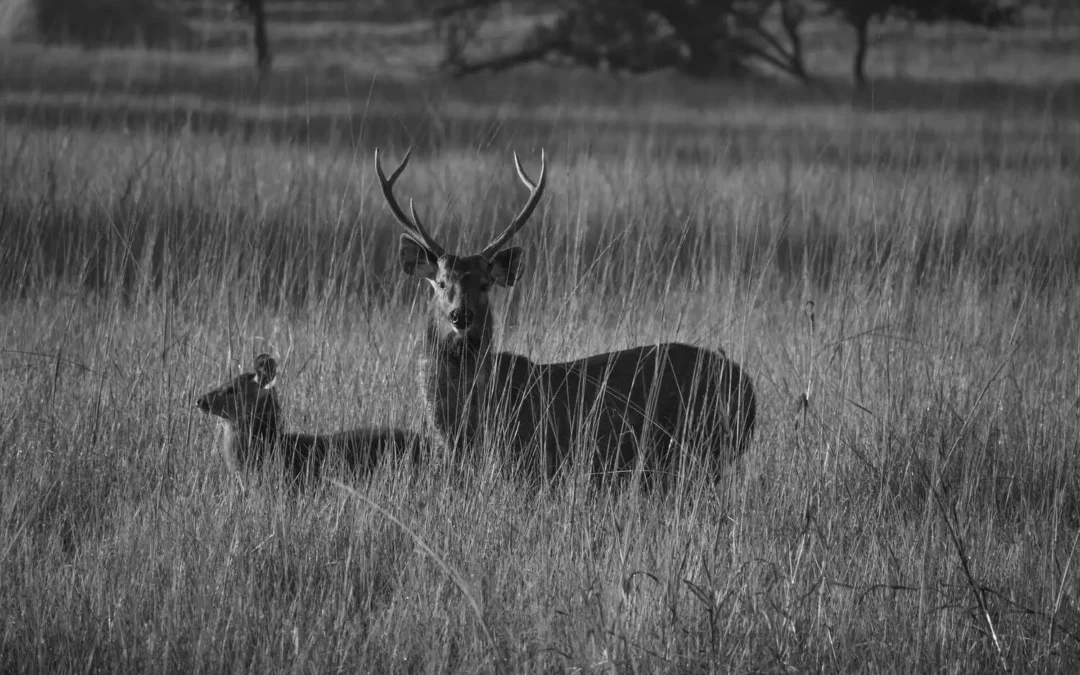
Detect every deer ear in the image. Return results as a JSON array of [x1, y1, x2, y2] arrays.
[[400, 234, 438, 279], [489, 247, 524, 287]]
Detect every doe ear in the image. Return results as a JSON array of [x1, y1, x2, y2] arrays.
[[489, 247, 524, 287], [400, 234, 439, 279]]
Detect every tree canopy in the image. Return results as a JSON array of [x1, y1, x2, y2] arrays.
[[434, 0, 809, 81], [431, 0, 1020, 86], [822, 0, 1018, 87]]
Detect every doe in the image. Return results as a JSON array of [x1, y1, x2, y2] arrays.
[[195, 354, 424, 486]]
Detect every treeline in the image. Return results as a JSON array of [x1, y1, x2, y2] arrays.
[[234, 0, 1022, 87]]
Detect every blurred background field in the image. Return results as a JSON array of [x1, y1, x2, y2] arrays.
[[2, 1, 1080, 672]]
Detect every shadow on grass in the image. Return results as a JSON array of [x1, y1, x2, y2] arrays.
[[3, 40, 1079, 114], [1, 90, 1073, 178], [845, 74, 1080, 118], [1, 40, 1077, 176]]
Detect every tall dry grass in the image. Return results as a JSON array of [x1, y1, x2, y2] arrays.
[[2, 43, 1080, 672]]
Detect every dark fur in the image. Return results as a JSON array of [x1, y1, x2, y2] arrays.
[[409, 245, 757, 485]]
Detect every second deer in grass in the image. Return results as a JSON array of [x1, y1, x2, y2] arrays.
[[375, 149, 757, 484], [195, 354, 425, 487]]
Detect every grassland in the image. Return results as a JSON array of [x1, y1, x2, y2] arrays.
[[2, 4, 1080, 673]]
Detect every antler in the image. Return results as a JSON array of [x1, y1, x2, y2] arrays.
[[480, 149, 547, 259], [374, 147, 446, 257]]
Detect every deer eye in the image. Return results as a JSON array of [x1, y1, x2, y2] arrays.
[[437, 280, 446, 290]]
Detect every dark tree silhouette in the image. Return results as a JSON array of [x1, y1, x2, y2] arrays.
[[819, 0, 1018, 87], [431, 0, 810, 81], [233, 0, 273, 76]]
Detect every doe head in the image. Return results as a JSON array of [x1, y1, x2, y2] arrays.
[[195, 353, 280, 427], [375, 148, 545, 340]]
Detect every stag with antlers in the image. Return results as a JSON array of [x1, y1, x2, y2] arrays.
[[375, 148, 756, 485]]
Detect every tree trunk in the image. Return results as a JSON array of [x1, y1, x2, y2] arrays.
[[780, 0, 807, 80], [683, 33, 721, 77], [238, 0, 272, 75], [852, 14, 869, 89], [643, 0, 726, 77]]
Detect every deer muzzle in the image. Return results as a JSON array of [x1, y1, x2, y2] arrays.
[[449, 308, 475, 330]]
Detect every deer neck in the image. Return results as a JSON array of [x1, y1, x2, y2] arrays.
[[420, 317, 495, 451], [218, 397, 282, 470]]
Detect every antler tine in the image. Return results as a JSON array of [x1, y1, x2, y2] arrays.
[[373, 147, 445, 257], [409, 200, 430, 241], [481, 149, 547, 259]]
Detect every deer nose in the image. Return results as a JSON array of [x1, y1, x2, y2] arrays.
[[449, 309, 474, 330], [195, 396, 208, 411]]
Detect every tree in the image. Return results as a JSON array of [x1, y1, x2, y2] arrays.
[[233, 0, 273, 77], [430, 0, 811, 81], [819, 0, 1018, 87]]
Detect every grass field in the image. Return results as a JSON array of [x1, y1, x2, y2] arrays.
[[3, 5, 1080, 672]]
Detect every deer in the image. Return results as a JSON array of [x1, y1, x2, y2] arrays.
[[195, 354, 425, 487], [374, 148, 757, 486]]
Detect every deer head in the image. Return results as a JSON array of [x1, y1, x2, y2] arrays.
[[375, 148, 546, 349], [196, 354, 280, 433]]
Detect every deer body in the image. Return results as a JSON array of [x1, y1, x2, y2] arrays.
[[376, 148, 756, 484], [196, 354, 424, 485], [422, 317, 753, 481]]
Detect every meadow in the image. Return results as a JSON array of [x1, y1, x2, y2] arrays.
[[2, 4, 1080, 672]]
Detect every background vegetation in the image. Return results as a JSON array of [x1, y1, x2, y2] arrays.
[[1, 0, 1079, 672]]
